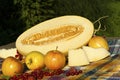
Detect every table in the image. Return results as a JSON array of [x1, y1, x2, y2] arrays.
[[0, 37, 120, 80]]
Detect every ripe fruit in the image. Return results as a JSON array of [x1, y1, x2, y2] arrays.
[[88, 36, 109, 50], [25, 51, 45, 70], [1, 56, 24, 77], [16, 15, 94, 56], [44, 50, 66, 70]]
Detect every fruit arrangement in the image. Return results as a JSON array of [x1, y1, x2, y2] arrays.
[[0, 15, 111, 80]]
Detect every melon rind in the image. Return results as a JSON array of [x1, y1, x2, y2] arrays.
[[16, 15, 94, 56]]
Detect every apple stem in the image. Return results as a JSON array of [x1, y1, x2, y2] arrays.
[[56, 46, 58, 50], [27, 58, 32, 65]]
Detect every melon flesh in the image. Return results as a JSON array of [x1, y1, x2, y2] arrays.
[[16, 15, 94, 56], [68, 48, 89, 66], [82, 46, 110, 62]]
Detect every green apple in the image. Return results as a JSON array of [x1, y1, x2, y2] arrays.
[[25, 51, 45, 70]]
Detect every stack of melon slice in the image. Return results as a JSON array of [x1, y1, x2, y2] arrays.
[[68, 46, 110, 66]]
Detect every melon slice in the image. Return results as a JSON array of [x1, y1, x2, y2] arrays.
[[68, 48, 89, 66], [0, 48, 16, 58], [82, 46, 110, 62], [16, 15, 94, 56]]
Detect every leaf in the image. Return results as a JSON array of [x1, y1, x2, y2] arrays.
[[1, 75, 10, 80]]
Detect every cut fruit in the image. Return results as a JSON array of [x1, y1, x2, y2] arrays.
[[82, 46, 110, 62], [68, 48, 89, 66], [0, 48, 16, 58], [16, 15, 94, 56]]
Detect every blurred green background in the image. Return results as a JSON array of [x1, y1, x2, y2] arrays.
[[0, 0, 120, 46]]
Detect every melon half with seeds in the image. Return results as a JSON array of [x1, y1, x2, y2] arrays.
[[16, 15, 94, 56]]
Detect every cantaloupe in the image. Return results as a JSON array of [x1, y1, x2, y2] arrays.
[[16, 15, 94, 56]]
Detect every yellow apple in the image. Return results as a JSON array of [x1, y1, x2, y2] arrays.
[[88, 36, 109, 50], [25, 51, 45, 70], [1, 56, 24, 77]]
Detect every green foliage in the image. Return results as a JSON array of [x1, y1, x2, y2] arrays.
[[14, 0, 55, 29], [0, 0, 25, 45], [53, 0, 120, 37], [102, 0, 120, 36], [0, 0, 120, 46], [53, 0, 106, 35], [91, 0, 120, 37], [0, 0, 55, 45], [54, 0, 101, 20]]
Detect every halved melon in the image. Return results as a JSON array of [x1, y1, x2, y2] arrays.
[[16, 15, 94, 56]]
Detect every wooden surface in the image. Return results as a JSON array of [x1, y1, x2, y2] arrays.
[[0, 42, 15, 49], [0, 37, 119, 79]]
